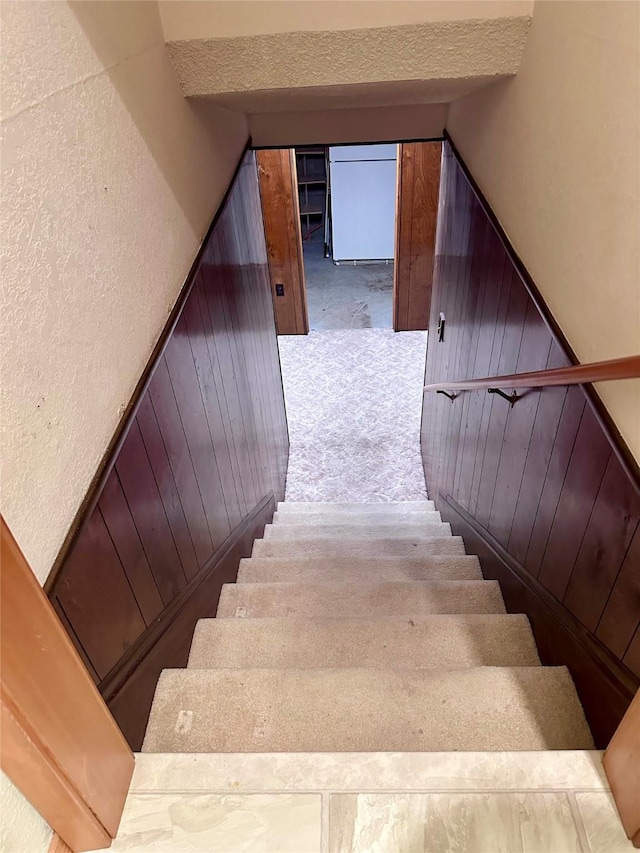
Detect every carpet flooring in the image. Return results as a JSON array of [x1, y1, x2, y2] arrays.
[[278, 329, 429, 502]]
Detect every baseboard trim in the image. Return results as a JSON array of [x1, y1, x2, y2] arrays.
[[438, 490, 638, 747], [102, 492, 275, 749]]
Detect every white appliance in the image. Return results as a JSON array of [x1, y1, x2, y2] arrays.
[[329, 144, 397, 262]]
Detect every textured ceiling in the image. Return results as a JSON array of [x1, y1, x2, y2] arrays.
[[165, 16, 531, 111]]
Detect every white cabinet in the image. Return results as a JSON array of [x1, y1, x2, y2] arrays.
[[329, 144, 397, 262]]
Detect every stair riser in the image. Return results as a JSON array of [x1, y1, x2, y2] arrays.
[[237, 555, 482, 583], [252, 537, 466, 558], [216, 581, 506, 618], [277, 502, 435, 514], [263, 523, 452, 539], [272, 511, 442, 525], [142, 667, 594, 753], [187, 616, 541, 670]]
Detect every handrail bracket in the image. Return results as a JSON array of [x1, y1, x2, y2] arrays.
[[488, 388, 519, 407], [437, 390, 457, 402]]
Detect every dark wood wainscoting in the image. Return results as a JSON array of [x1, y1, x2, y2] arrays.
[[47, 150, 289, 749], [422, 139, 640, 747]]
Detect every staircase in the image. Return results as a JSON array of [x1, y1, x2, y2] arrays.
[[142, 501, 594, 754]]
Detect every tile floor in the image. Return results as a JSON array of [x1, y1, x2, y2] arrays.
[[278, 328, 429, 502], [90, 752, 634, 852], [303, 243, 394, 330]]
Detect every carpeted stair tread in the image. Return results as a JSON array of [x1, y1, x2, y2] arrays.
[[277, 501, 435, 514], [142, 666, 594, 753], [187, 615, 540, 670], [237, 555, 483, 583], [216, 580, 506, 618], [252, 536, 466, 558], [272, 510, 443, 525], [263, 522, 453, 539]]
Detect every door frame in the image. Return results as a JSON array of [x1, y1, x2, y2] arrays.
[[0, 517, 134, 851], [254, 136, 444, 334]]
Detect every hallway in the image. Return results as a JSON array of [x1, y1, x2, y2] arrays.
[[278, 329, 428, 502]]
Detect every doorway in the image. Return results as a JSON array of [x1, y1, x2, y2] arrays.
[[299, 144, 396, 330], [256, 140, 442, 335]]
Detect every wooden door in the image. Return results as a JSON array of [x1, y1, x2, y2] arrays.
[[1, 518, 134, 851], [393, 141, 442, 331], [257, 149, 309, 335]]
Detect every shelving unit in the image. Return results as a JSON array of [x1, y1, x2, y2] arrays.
[[295, 146, 330, 254]]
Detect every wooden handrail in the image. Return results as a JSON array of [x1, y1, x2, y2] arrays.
[[424, 355, 640, 393]]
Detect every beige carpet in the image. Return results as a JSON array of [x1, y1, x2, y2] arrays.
[[142, 501, 594, 756]]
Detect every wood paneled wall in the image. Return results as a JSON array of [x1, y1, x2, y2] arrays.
[[257, 149, 309, 335], [422, 140, 640, 746], [393, 142, 441, 331], [47, 150, 289, 748]]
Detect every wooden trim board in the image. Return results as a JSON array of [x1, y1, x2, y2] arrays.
[[393, 141, 442, 331], [1, 518, 134, 852], [604, 690, 640, 847], [257, 148, 309, 335]]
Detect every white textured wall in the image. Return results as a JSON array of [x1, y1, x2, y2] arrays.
[[0, 772, 51, 853], [1, 1, 248, 587], [447, 0, 640, 460]]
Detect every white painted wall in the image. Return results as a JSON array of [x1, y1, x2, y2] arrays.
[[447, 0, 640, 460], [0, 772, 51, 853], [158, 0, 534, 40], [1, 1, 248, 587]]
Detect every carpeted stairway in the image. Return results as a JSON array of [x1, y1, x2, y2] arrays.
[[142, 501, 594, 754]]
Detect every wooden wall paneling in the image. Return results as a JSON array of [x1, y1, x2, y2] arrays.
[[563, 459, 640, 631], [421, 139, 640, 746], [229, 178, 273, 499], [597, 530, 640, 660], [181, 278, 243, 531], [467, 262, 514, 519], [136, 395, 201, 579], [451, 208, 493, 501], [438, 496, 637, 746], [1, 518, 134, 851], [603, 689, 640, 846], [257, 148, 309, 335], [220, 204, 268, 503], [98, 471, 164, 623], [54, 511, 147, 679], [487, 301, 553, 545], [147, 358, 216, 564], [453, 223, 506, 509], [624, 629, 640, 678], [116, 420, 188, 601], [537, 407, 612, 599], [193, 274, 249, 518], [106, 494, 275, 749], [442, 180, 482, 497], [393, 142, 442, 331], [507, 344, 571, 563], [47, 149, 289, 748], [217, 213, 267, 502], [163, 318, 232, 551], [201, 237, 260, 510], [523, 386, 586, 576]]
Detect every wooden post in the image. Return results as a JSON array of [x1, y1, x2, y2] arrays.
[[257, 148, 309, 335], [1, 518, 134, 852], [603, 689, 640, 847], [393, 141, 442, 331]]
